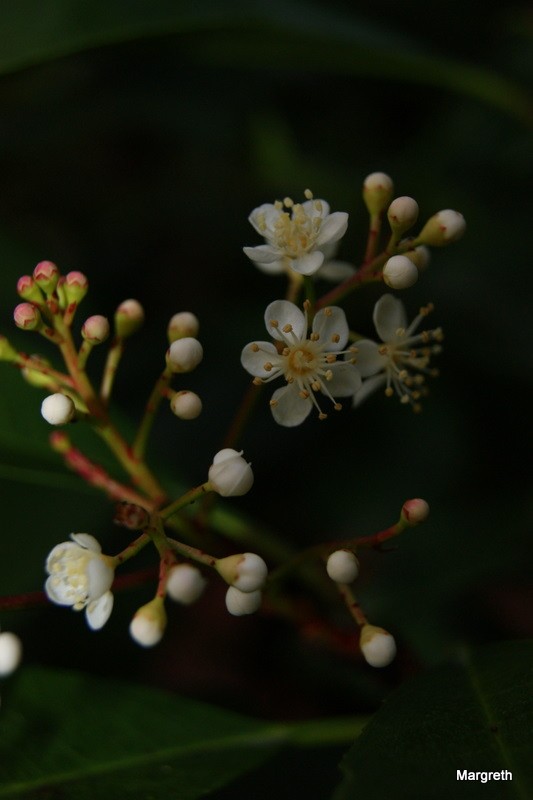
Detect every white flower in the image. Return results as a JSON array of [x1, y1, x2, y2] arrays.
[[352, 294, 443, 411], [243, 192, 349, 277], [0, 631, 22, 677], [208, 449, 254, 497], [45, 533, 115, 630], [241, 300, 361, 426]]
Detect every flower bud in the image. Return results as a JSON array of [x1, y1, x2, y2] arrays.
[[387, 196, 419, 234], [114, 299, 145, 338], [216, 552, 267, 592], [418, 210, 466, 246], [14, 302, 41, 330], [129, 597, 167, 647], [403, 245, 431, 271], [401, 498, 430, 525], [383, 255, 419, 290], [64, 271, 89, 303], [22, 354, 54, 387], [225, 586, 262, 616], [166, 337, 203, 373], [326, 549, 359, 583], [41, 393, 75, 425], [167, 311, 200, 343], [360, 624, 396, 667], [170, 390, 202, 420], [0, 336, 18, 362], [81, 315, 110, 344], [363, 172, 394, 216], [17, 275, 43, 303], [0, 631, 22, 677], [166, 564, 207, 604], [208, 448, 254, 497], [33, 260, 60, 293]]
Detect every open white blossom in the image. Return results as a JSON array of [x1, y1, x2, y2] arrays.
[[352, 294, 443, 411], [242, 299, 361, 426], [243, 192, 349, 277], [45, 533, 115, 630]]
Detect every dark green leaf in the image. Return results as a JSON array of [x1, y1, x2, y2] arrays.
[[334, 641, 533, 800]]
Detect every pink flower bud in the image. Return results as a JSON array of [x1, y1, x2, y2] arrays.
[[114, 299, 145, 338], [64, 271, 89, 303], [17, 275, 43, 302], [14, 302, 41, 330], [402, 498, 430, 525], [33, 260, 60, 292], [82, 315, 110, 344]]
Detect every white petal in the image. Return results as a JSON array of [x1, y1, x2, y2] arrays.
[[317, 260, 355, 282], [270, 385, 312, 427], [70, 533, 101, 552], [243, 245, 281, 264], [253, 259, 285, 275], [241, 341, 279, 377], [45, 575, 76, 606], [45, 541, 78, 572], [290, 250, 324, 276], [353, 375, 387, 407], [353, 340, 388, 377], [86, 591, 114, 630], [248, 203, 280, 237], [264, 300, 306, 341], [312, 306, 349, 350], [373, 294, 407, 342], [315, 212, 349, 247], [302, 198, 330, 219], [86, 556, 114, 600], [324, 364, 362, 396]]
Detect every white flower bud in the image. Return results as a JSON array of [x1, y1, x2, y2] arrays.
[[166, 337, 203, 373], [326, 549, 359, 583], [360, 624, 397, 667], [387, 196, 419, 233], [418, 209, 466, 246], [0, 631, 22, 677], [167, 311, 200, 343], [115, 299, 145, 338], [216, 552, 267, 592], [82, 315, 110, 344], [129, 598, 167, 647], [403, 245, 431, 271], [170, 390, 202, 420], [166, 564, 207, 604], [363, 172, 394, 216], [225, 586, 262, 616], [401, 498, 430, 525], [208, 448, 254, 497], [383, 255, 419, 290], [41, 393, 75, 425]]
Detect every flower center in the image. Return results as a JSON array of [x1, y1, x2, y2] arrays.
[[286, 344, 319, 377]]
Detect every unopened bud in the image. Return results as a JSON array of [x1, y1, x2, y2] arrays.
[[33, 260, 60, 293], [360, 624, 396, 667], [170, 390, 202, 420], [401, 498, 430, 525], [383, 255, 419, 290], [64, 271, 89, 303], [114, 299, 145, 338], [403, 245, 431, 271], [17, 275, 43, 303], [225, 586, 262, 616], [41, 393, 75, 425], [387, 196, 419, 234], [208, 448, 254, 497], [167, 311, 200, 343], [418, 210, 466, 246], [166, 564, 207, 604], [82, 315, 110, 344], [129, 597, 167, 647], [216, 552, 267, 592], [0, 336, 18, 362], [166, 337, 203, 373], [14, 302, 41, 330], [0, 631, 22, 677], [363, 172, 394, 216], [326, 549, 359, 583], [22, 354, 54, 387]]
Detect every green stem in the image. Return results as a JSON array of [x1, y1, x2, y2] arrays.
[[133, 365, 172, 459], [337, 583, 368, 628], [100, 336, 124, 403], [112, 533, 151, 566], [166, 535, 217, 569], [159, 483, 211, 520]]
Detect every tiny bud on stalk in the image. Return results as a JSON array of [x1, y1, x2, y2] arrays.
[[216, 552, 267, 592], [403, 245, 431, 271], [383, 255, 419, 289], [170, 390, 202, 419], [326, 549, 359, 583], [114, 299, 145, 338], [418, 210, 466, 246], [64, 271, 89, 303], [208, 448, 254, 497], [0, 631, 23, 677], [225, 586, 262, 616], [401, 498, 430, 525], [33, 260, 60, 293], [129, 598, 167, 647], [41, 393, 76, 425], [387, 196, 419, 234], [14, 302, 41, 330], [17, 275, 43, 303], [363, 172, 394, 216], [166, 337, 203, 373], [360, 624, 396, 668], [167, 311, 200, 343], [166, 564, 207, 604], [82, 315, 110, 344]]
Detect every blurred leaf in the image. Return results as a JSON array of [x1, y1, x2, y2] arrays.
[[334, 641, 533, 800], [0, 0, 528, 120], [0, 666, 367, 799]]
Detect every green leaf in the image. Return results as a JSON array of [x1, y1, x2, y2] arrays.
[[334, 641, 533, 800], [0, 667, 367, 800], [0, 0, 528, 120]]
